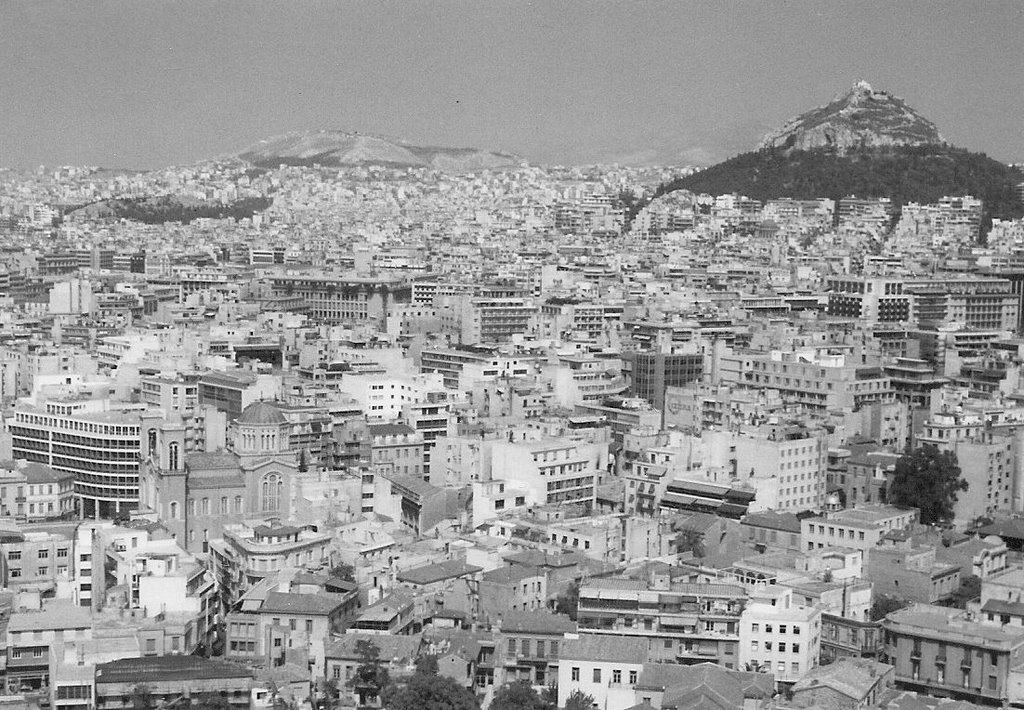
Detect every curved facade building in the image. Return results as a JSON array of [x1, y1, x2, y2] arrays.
[[10, 400, 142, 519]]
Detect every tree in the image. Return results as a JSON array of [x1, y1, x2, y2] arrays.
[[346, 639, 390, 706], [950, 574, 981, 608], [675, 526, 706, 558], [565, 689, 596, 710], [382, 669, 479, 710], [554, 580, 580, 621], [490, 681, 548, 710], [870, 594, 908, 621], [130, 685, 154, 710], [888, 444, 967, 525], [414, 653, 439, 676], [329, 562, 356, 583]]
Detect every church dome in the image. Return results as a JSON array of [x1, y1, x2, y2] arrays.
[[237, 401, 286, 426]]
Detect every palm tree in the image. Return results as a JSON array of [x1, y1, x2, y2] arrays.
[[675, 526, 706, 558]]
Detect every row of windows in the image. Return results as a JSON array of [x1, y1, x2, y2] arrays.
[[7, 548, 67, 561], [569, 667, 637, 685]]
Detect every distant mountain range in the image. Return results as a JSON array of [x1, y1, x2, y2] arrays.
[[238, 130, 522, 171], [657, 81, 1023, 235]]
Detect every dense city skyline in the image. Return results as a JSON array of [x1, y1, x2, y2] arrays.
[[2, 0, 1023, 169]]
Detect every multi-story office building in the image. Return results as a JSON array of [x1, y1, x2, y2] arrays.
[[827, 277, 913, 322], [725, 348, 895, 413], [625, 351, 704, 412], [10, 399, 144, 519], [576, 577, 747, 667], [266, 272, 411, 327], [197, 370, 279, 420], [905, 276, 1019, 331]]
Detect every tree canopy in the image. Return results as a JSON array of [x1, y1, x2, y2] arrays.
[[346, 639, 390, 706], [554, 580, 580, 621], [870, 594, 909, 621], [652, 144, 1024, 239], [490, 681, 551, 710], [564, 689, 596, 710], [382, 665, 479, 710], [888, 444, 967, 525]]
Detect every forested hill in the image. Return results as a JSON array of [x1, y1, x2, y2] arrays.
[[655, 145, 1024, 231]]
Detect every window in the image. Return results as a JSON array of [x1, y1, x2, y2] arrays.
[[792, 626, 800, 635], [10, 568, 20, 578], [234, 496, 243, 514], [169, 501, 179, 520], [507, 639, 516, 655], [779, 625, 787, 634], [37, 567, 47, 576], [202, 498, 210, 515], [593, 669, 601, 683], [8, 551, 20, 561], [629, 670, 638, 684], [571, 667, 579, 682], [261, 473, 283, 512], [37, 549, 48, 559], [57, 548, 68, 558], [765, 625, 773, 633], [751, 623, 759, 633], [792, 643, 800, 654], [220, 497, 228, 514], [764, 642, 773, 651], [168, 441, 179, 470], [778, 643, 786, 653]]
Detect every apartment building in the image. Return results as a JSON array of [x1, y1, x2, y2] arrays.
[[801, 505, 918, 556], [209, 521, 334, 611], [557, 635, 649, 710], [576, 577, 747, 667], [738, 587, 822, 685], [0, 525, 74, 590], [0, 461, 75, 521], [489, 437, 604, 509], [866, 545, 961, 604], [882, 604, 1024, 706], [6, 602, 93, 692], [369, 423, 425, 479], [497, 612, 576, 687], [917, 411, 1016, 524]]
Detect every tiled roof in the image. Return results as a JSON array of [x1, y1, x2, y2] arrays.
[[96, 656, 253, 684], [499, 611, 576, 635], [560, 634, 648, 664], [397, 559, 482, 585], [259, 591, 352, 615]]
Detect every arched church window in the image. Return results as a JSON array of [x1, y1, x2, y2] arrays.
[[168, 442, 179, 471], [261, 473, 283, 512]]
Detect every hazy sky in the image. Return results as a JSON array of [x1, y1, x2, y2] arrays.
[[2, 1, 1022, 169]]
